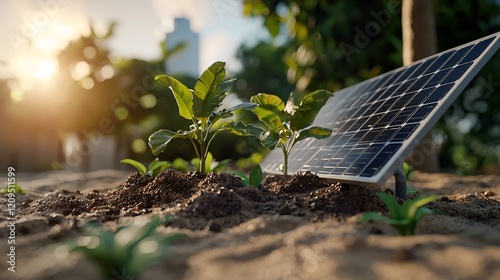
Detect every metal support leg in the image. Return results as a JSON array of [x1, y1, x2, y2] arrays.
[[394, 167, 407, 200]]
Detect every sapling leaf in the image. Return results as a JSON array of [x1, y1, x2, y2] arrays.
[[193, 61, 226, 118], [260, 131, 280, 150], [208, 102, 257, 125], [219, 78, 236, 94], [248, 164, 263, 187], [295, 126, 332, 142], [290, 90, 333, 131], [149, 129, 194, 155], [120, 159, 147, 175], [251, 93, 288, 130], [155, 75, 194, 120], [223, 121, 264, 138]]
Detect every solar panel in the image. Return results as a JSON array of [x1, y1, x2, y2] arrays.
[[261, 32, 500, 187]]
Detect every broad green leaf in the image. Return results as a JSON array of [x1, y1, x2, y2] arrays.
[[251, 94, 287, 131], [248, 165, 263, 187], [295, 127, 332, 142], [193, 61, 226, 118], [223, 121, 264, 138], [148, 129, 192, 155], [251, 93, 286, 116], [290, 90, 333, 131], [120, 159, 147, 175], [155, 75, 193, 120]]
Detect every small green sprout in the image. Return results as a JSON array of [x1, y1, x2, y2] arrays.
[[249, 91, 333, 176], [403, 162, 415, 180], [360, 193, 439, 236], [120, 158, 170, 177], [1, 183, 26, 195], [64, 217, 183, 280], [234, 165, 264, 188], [149, 61, 262, 173]]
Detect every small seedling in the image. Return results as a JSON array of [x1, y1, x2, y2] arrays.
[[64, 217, 183, 280], [249, 91, 333, 176], [120, 158, 170, 177], [360, 193, 439, 236], [234, 165, 264, 188], [403, 162, 415, 180], [1, 183, 26, 195], [149, 61, 263, 173]]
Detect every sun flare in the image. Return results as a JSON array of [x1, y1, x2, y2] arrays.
[[34, 57, 59, 81]]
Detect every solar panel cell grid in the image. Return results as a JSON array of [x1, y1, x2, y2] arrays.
[[261, 33, 500, 186]]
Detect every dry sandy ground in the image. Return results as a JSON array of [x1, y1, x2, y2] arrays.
[[1, 169, 499, 280]]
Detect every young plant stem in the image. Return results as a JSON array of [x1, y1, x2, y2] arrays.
[[281, 146, 289, 177]]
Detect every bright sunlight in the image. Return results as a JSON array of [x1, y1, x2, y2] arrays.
[[34, 57, 59, 80]]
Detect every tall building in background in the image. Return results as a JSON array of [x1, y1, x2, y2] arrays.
[[165, 18, 200, 77]]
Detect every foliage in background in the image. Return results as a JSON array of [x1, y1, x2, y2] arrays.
[[149, 61, 263, 173], [243, 0, 403, 93], [249, 90, 333, 176], [433, 1, 500, 174], [65, 217, 183, 280], [360, 193, 439, 236], [120, 158, 170, 177], [234, 41, 293, 102]]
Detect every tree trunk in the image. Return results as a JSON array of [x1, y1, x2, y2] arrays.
[[402, 0, 440, 172]]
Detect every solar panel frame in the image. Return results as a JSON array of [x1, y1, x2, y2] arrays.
[[260, 32, 500, 187]]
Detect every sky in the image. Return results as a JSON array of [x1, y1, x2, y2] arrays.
[[0, 0, 267, 90]]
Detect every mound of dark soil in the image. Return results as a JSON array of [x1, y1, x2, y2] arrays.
[[20, 170, 387, 230], [18, 169, 500, 232]]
